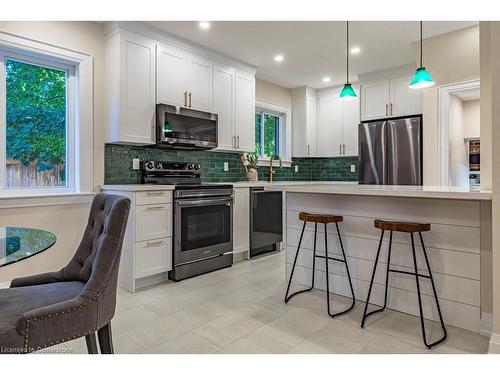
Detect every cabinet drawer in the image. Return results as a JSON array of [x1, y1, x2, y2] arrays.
[[135, 190, 172, 206], [135, 238, 172, 278], [135, 204, 172, 241]]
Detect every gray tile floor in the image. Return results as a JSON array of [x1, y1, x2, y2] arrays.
[[52, 252, 489, 354]]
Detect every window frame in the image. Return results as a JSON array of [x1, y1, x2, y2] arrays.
[[0, 30, 94, 204], [0, 51, 76, 195], [254, 100, 292, 167]]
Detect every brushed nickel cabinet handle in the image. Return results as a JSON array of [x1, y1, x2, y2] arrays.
[[343, 144, 346, 155], [184, 91, 187, 107], [390, 103, 393, 116], [339, 144, 342, 154], [145, 205, 165, 210], [188, 92, 192, 107], [237, 135, 240, 149], [145, 240, 163, 247], [307, 144, 310, 155], [385, 104, 388, 117], [146, 191, 165, 196]]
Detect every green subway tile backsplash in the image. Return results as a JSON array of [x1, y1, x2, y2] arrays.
[[104, 144, 358, 184]]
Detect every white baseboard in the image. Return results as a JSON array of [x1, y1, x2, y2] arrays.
[[488, 333, 500, 354], [481, 312, 493, 337]]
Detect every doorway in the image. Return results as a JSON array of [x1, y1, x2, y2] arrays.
[[439, 80, 480, 188]]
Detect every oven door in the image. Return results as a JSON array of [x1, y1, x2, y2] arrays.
[[174, 195, 233, 265]]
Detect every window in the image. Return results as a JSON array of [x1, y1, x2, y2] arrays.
[[0, 51, 76, 194], [254, 101, 290, 165], [255, 112, 280, 158]]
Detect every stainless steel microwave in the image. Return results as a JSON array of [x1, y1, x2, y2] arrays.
[[156, 103, 218, 150]]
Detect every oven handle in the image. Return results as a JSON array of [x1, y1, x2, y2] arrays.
[[176, 197, 233, 207]]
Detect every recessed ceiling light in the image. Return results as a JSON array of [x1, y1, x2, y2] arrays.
[[274, 54, 284, 63], [350, 46, 361, 55], [323, 77, 331, 83], [198, 21, 211, 30]]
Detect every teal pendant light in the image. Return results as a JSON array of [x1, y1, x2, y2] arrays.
[[339, 21, 358, 101], [409, 21, 435, 89]]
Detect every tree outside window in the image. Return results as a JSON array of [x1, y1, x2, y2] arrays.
[[255, 111, 280, 158], [5, 59, 67, 188]]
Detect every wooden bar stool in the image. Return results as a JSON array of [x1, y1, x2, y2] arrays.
[[360, 219, 448, 349], [284, 212, 355, 318]]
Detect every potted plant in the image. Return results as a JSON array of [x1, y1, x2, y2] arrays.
[[241, 153, 258, 182]]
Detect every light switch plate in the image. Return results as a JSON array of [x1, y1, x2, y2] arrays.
[[223, 162, 229, 172], [132, 159, 140, 170], [351, 165, 356, 173], [295, 165, 299, 173]]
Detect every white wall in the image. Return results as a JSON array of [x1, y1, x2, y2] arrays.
[[255, 78, 292, 109], [0, 21, 105, 283], [448, 95, 468, 187], [418, 25, 480, 186], [463, 99, 480, 139]]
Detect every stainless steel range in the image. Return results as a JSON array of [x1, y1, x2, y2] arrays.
[[141, 161, 233, 281]]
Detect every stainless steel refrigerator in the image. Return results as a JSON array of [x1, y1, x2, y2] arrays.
[[358, 115, 422, 185]]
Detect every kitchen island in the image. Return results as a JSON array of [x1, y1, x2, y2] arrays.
[[264, 183, 492, 333]]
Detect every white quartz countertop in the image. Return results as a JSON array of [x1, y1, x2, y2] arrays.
[[100, 184, 175, 191], [100, 181, 353, 190], [264, 183, 492, 200]]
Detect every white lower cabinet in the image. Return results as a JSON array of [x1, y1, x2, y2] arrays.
[[233, 187, 250, 257], [135, 204, 172, 242], [135, 239, 172, 278], [100, 187, 173, 292]]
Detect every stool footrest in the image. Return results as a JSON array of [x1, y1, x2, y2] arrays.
[[315, 254, 345, 263], [389, 268, 431, 279]]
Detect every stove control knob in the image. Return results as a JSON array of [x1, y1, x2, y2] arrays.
[[194, 164, 200, 170], [187, 164, 194, 170], [155, 163, 162, 170], [146, 162, 154, 170]]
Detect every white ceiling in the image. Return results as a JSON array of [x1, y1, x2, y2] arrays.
[[146, 21, 477, 89], [454, 88, 480, 102]]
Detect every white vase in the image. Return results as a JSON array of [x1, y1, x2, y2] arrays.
[[246, 170, 258, 182]]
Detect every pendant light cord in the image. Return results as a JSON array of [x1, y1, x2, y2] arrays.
[[420, 20, 423, 68], [346, 21, 350, 84]]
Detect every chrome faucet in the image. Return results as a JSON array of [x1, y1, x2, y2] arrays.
[[269, 155, 283, 182]]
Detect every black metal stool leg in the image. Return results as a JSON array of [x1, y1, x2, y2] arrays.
[[324, 223, 332, 316], [361, 230, 385, 328], [284, 221, 309, 303], [381, 231, 393, 310], [415, 232, 448, 348], [324, 222, 356, 317], [310, 223, 318, 289]]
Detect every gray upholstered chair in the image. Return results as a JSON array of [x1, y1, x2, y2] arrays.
[[0, 193, 130, 354]]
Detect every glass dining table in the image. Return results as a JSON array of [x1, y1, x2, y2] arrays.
[[0, 227, 56, 268]]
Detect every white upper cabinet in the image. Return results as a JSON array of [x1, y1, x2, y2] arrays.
[[157, 45, 187, 107], [318, 93, 343, 157], [360, 80, 391, 121], [306, 97, 318, 156], [106, 29, 156, 144], [294, 85, 360, 158], [156, 45, 212, 111], [213, 64, 235, 151], [342, 94, 360, 156], [292, 88, 318, 157], [187, 55, 213, 111], [105, 24, 256, 146], [361, 75, 422, 121], [389, 76, 422, 117], [234, 71, 255, 153]]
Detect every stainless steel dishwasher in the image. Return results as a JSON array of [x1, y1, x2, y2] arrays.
[[250, 187, 283, 257]]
